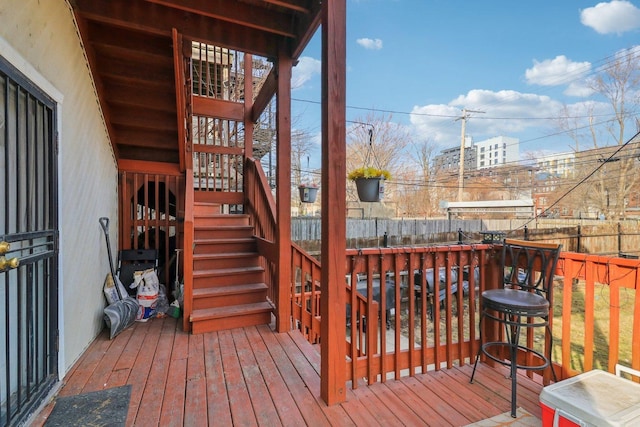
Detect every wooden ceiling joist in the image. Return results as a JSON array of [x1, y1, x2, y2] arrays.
[[145, 0, 299, 38], [263, 0, 311, 14], [75, 0, 281, 58], [104, 85, 175, 113], [192, 98, 244, 122]]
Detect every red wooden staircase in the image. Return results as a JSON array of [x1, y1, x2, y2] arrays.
[[189, 202, 273, 334]]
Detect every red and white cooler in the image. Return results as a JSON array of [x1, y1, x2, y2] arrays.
[[540, 369, 640, 426]]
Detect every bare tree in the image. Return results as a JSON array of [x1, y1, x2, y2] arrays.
[[396, 139, 446, 217], [557, 47, 640, 219], [346, 113, 412, 204], [291, 127, 316, 186]]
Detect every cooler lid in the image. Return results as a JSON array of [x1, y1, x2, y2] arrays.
[[539, 370, 640, 426]]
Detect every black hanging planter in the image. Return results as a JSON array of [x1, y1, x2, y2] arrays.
[[355, 177, 384, 202], [298, 185, 318, 203]]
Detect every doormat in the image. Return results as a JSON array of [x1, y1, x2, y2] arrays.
[[464, 407, 540, 427], [44, 385, 131, 427]]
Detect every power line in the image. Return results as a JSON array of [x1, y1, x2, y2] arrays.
[[515, 130, 640, 229], [292, 97, 622, 121]]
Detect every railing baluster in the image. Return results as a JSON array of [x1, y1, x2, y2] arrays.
[[444, 249, 453, 369], [406, 252, 416, 376], [456, 248, 464, 366], [366, 253, 376, 384], [418, 252, 428, 372], [584, 259, 596, 373], [633, 271, 640, 375], [609, 266, 621, 371]]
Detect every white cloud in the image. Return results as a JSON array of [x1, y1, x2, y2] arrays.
[[409, 104, 462, 146], [356, 38, 383, 50], [525, 55, 594, 97], [291, 56, 321, 89], [564, 81, 596, 97], [409, 89, 615, 153], [409, 89, 565, 146], [525, 55, 591, 86], [580, 0, 640, 34]]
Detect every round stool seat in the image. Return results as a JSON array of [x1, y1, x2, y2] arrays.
[[482, 288, 549, 317]]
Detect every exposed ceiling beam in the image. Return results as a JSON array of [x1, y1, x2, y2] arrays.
[[144, 0, 298, 38], [262, 0, 310, 14], [74, 0, 282, 58], [291, 1, 321, 59]]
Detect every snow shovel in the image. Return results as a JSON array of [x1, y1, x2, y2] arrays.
[[99, 217, 138, 339]]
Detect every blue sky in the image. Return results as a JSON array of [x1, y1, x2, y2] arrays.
[[290, 0, 640, 166]]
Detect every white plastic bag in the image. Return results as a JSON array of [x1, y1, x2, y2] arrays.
[[131, 268, 159, 321], [103, 274, 129, 305]]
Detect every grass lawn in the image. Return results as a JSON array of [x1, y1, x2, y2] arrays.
[[552, 278, 636, 373], [377, 276, 635, 376]]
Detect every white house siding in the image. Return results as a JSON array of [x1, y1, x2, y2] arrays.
[[0, 1, 118, 377]]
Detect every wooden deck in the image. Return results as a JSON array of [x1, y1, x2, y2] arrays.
[[32, 316, 544, 426]]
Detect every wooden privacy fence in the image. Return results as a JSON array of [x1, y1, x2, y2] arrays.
[[293, 218, 640, 257]]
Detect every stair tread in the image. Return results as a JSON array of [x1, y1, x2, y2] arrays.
[[194, 213, 250, 218], [193, 283, 268, 297], [193, 265, 264, 276], [191, 301, 273, 321], [195, 237, 255, 243], [193, 251, 258, 259], [195, 225, 253, 230]]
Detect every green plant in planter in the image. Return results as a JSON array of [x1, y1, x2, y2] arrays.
[[347, 166, 391, 181], [347, 167, 390, 202]]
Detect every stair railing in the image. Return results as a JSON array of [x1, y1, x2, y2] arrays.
[[291, 243, 322, 342], [182, 168, 195, 332], [244, 158, 277, 304]]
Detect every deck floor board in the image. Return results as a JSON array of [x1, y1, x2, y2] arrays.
[[33, 317, 545, 426]]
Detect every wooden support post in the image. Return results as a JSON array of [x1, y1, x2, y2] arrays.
[[320, 0, 347, 405], [244, 54, 254, 158], [482, 247, 502, 359], [275, 46, 293, 332]]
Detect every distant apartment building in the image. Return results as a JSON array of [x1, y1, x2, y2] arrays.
[[433, 136, 475, 173], [534, 141, 640, 218], [433, 136, 519, 172], [476, 136, 519, 169], [534, 151, 575, 178]]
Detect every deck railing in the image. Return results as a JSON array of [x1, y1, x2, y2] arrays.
[[556, 252, 640, 377], [291, 242, 640, 387], [291, 243, 322, 343], [343, 244, 491, 385]]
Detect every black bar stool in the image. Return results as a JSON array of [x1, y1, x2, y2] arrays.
[[470, 238, 561, 418]]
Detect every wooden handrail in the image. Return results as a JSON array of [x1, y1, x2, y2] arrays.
[[182, 169, 194, 332], [245, 157, 278, 308], [245, 158, 276, 241]]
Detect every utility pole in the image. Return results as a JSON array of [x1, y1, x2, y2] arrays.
[[456, 108, 485, 201]]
